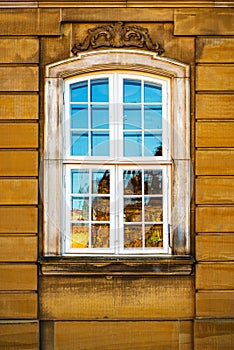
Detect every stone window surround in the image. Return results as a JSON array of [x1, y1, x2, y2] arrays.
[[41, 49, 193, 275]]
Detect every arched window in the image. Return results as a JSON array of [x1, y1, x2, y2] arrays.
[[43, 50, 191, 258], [63, 72, 170, 255]]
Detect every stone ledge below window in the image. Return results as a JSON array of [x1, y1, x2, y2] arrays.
[[39, 256, 194, 276]]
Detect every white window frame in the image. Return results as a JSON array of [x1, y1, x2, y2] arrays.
[[43, 49, 190, 257], [62, 72, 170, 256]]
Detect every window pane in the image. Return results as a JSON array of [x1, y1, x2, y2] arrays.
[[144, 170, 162, 195], [144, 82, 162, 103], [92, 170, 110, 194], [91, 78, 108, 102], [71, 81, 88, 102], [123, 170, 142, 195], [123, 106, 141, 130], [144, 132, 162, 156], [123, 79, 141, 103], [71, 170, 89, 194], [92, 197, 110, 221], [145, 224, 163, 247], [144, 106, 162, 129], [91, 224, 110, 248], [144, 197, 163, 222], [71, 223, 89, 248], [124, 225, 142, 248], [91, 105, 109, 129], [91, 132, 109, 156], [71, 197, 89, 221], [124, 198, 142, 222], [124, 132, 142, 156], [71, 132, 88, 156], [71, 105, 88, 129]]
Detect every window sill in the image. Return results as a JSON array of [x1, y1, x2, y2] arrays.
[[39, 256, 194, 276]]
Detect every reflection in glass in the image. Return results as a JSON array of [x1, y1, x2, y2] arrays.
[[92, 197, 110, 221], [91, 224, 110, 248], [145, 224, 163, 247], [144, 132, 162, 156], [92, 170, 110, 194], [144, 197, 163, 222], [144, 170, 162, 194], [71, 81, 88, 102], [71, 170, 89, 194], [124, 225, 142, 248], [124, 198, 142, 222], [71, 105, 88, 129], [144, 106, 162, 130], [124, 132, 142, 156], [71, 132, 88, 156], [91, 78, 108, 102], [91, 105, 109, 129], [71, 197, 89, 221], [144, 82, 162, 103], [123, 79, 141, 103], [123, 106, 141, 130], [91, 132, 109, 156], [123, 170, 142, 195], [71, 223, 89, 248]]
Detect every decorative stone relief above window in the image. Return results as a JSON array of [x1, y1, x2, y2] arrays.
[[71, 22, 164, 55]]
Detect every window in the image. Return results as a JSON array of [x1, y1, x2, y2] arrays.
[[63, 73, 170, 255], [43, 50, 190, 258]]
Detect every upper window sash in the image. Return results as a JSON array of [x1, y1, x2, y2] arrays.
[[63, 73, 170, 162]]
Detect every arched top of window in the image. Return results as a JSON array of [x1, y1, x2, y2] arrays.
[[45, 49, 190, 79]]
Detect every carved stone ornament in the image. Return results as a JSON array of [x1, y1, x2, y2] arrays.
[[71, 22, 164, 55]]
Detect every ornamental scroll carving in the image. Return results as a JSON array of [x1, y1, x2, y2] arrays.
[[71, 22, 164, 55]]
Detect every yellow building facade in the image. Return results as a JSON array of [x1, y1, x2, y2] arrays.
[[0, 1, 234, 349]]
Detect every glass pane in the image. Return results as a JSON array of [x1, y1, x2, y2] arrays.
[[91, 105, 109, 129], [71, 223, 89, 248], [71, 170, 89, 194], [144, 170, 162, 195], [92, 170, 110, 194], [124, 225, 142, 248], [123, 106, 141, 130], [91, 224, 110, 248], [123, 170, 142, 195], [71, 132, 88, 156], [144, 106, 162, 130], [71, 81, 88, 102], [144, 197, 163, 222], [92, 197, 110, 221], [71, 105, 88, 129], [144, 132, 162, 156], [124, 198, 142, 222], [91, 78, 108, 102], [144, 82, 162, 103], [145, 224, 163, 247], [123, 79, 141, 103], [124, 132, 142, 157], [71, 197, 89, 221], [91, 132, 109, 156]]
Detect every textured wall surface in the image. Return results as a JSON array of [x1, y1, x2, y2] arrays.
[[0, 2, 233, 349]]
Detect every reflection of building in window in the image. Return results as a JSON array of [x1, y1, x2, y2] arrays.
[[96, 170, 110, 194]]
